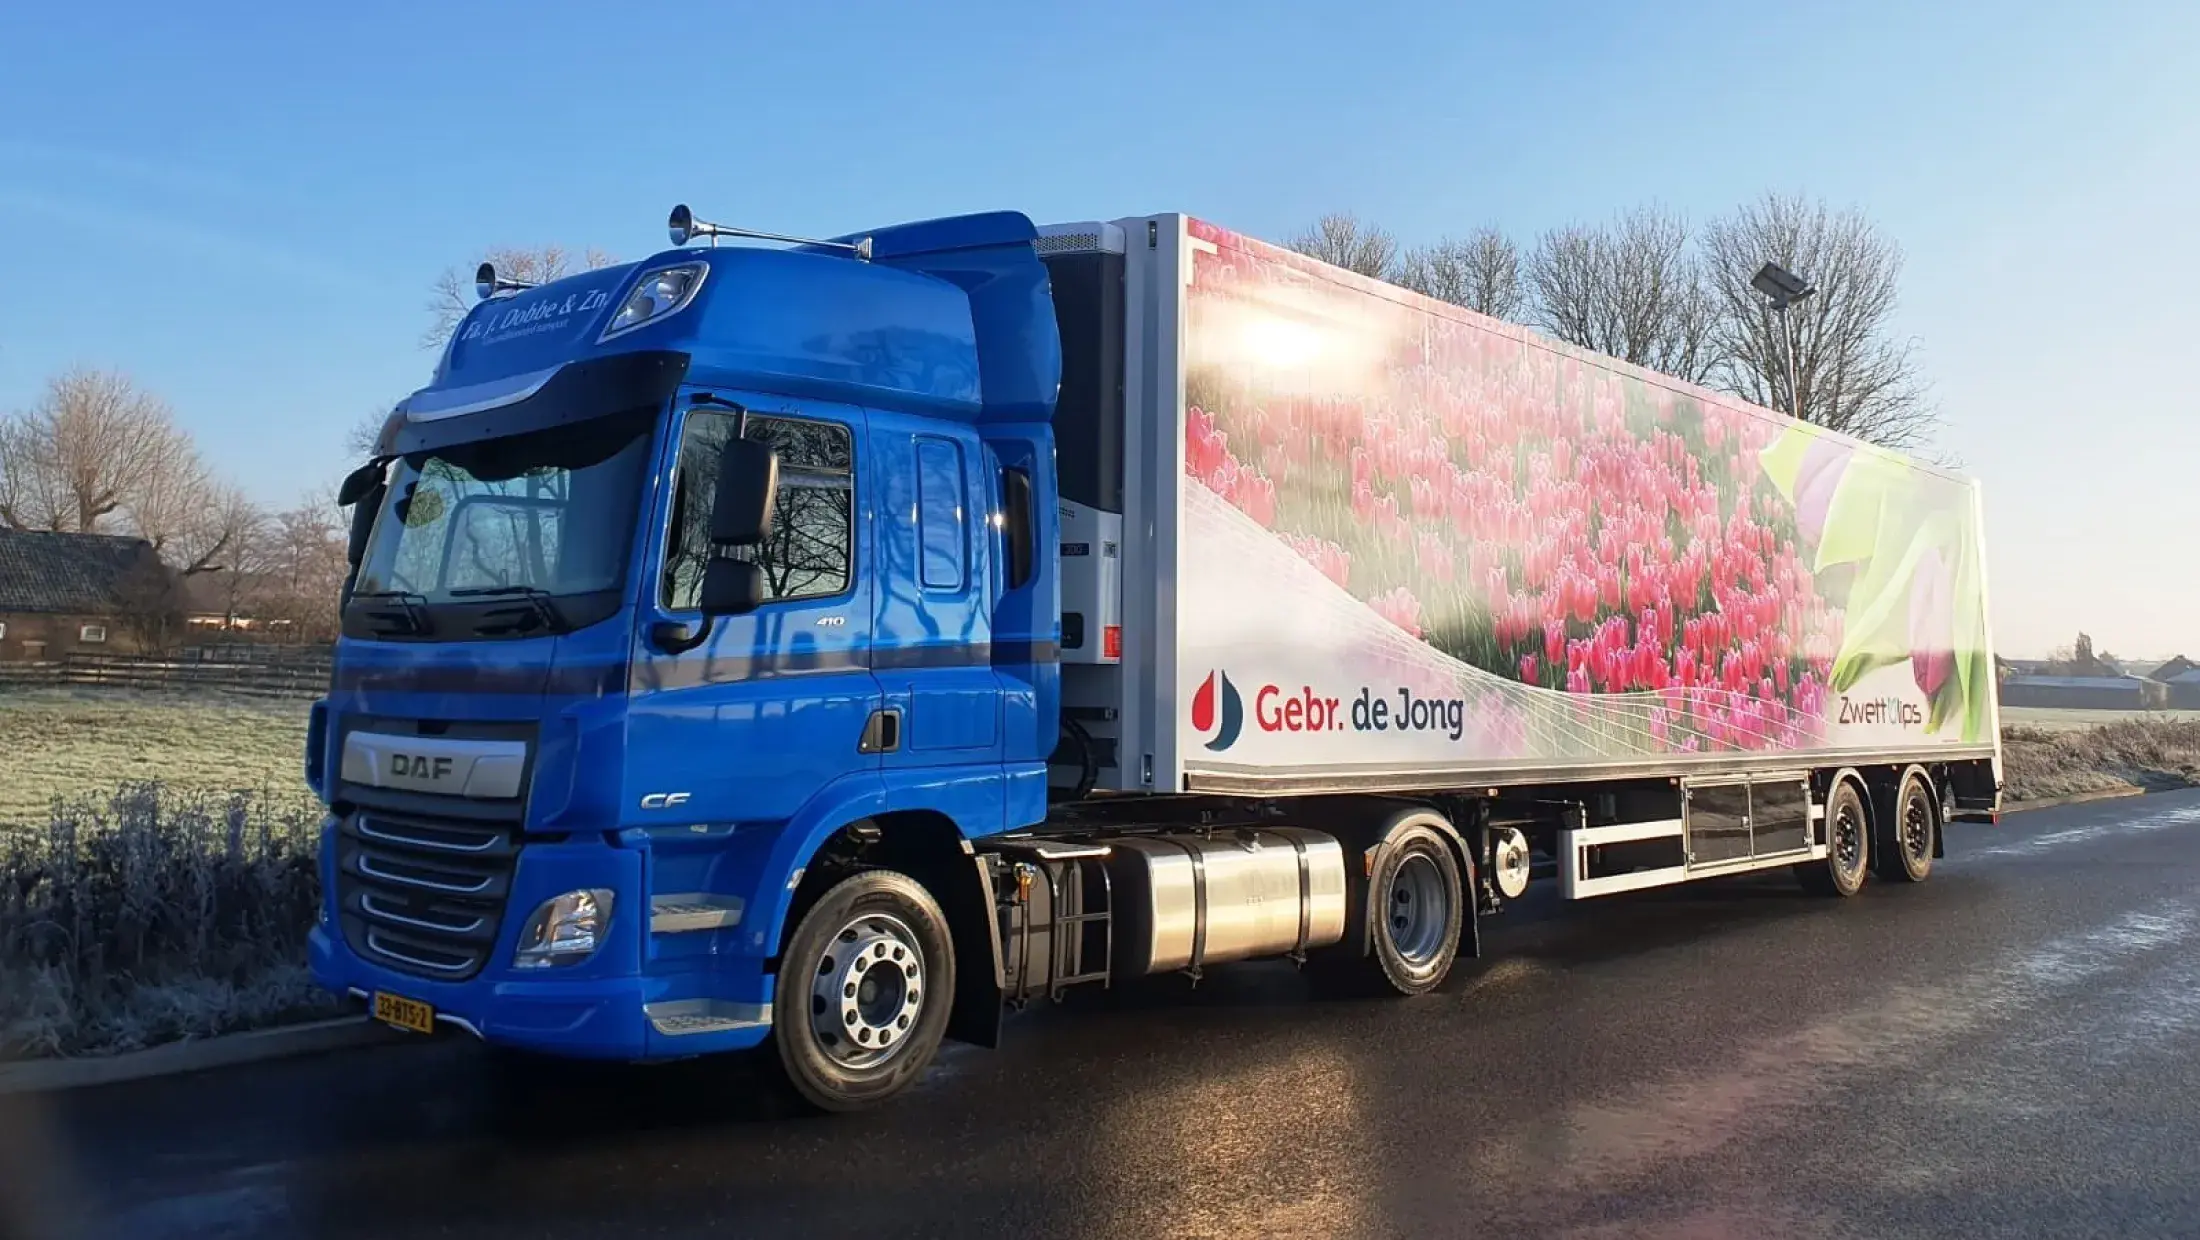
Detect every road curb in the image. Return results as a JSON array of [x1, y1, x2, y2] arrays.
[[0, 1014, 400, 1097], [2002, 782, 2195, 815]]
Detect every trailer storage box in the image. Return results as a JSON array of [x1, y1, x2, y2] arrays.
[[1086, 215, 1999, 796]]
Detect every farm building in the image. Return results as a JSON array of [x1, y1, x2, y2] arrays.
[[0, 528, 171, 661], [1997, 673, 2167, 710], [2149, 659, 2200, 710]]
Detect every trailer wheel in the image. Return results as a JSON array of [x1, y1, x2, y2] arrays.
[[1359, 823, 1464, 995], [770, 869, 954, 1113], [1797, 779, 1870, 897], [1875, 771, 1936, 883]]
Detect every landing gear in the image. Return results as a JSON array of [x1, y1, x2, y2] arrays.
[[771, 870, 954, 1113], [1797, 779, 1870, 897]]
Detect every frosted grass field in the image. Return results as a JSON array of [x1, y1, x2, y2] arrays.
[[2000, 706, 2200, 733], [0, 687, 312, 828]]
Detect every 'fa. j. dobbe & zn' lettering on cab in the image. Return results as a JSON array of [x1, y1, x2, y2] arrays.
[[459, 288, 613, 343], [1255, 683, 1467, 741]]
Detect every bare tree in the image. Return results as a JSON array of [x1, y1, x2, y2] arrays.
[[423, 244, 619, 349], [1701, 192, 1937, 452], [0, 368, 197, 534], [349, 406, 397, 457], [1526, 206, 1719, 383], [1287, 213, 1399, 280], [128, 462, 263, 576], [1398, 228, 1526, 320], [256, 488, 350, 641], [110, 549, 188, 653]]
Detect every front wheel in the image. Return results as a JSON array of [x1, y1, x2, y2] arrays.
[[770, 869, 955, 1113]]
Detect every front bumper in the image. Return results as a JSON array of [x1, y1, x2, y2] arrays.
[[312, 827, 775, 1060]]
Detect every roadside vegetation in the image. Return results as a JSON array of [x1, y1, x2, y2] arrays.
[[2, 684, 2197, 1061], [0, 689, 332, 1060], [0, 782, 338, 1060], [1999, 717, 2200, 803]]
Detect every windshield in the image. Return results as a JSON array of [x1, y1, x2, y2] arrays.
[[349, 408, 656, 633]]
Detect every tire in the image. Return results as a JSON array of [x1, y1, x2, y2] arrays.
[[1330, 821, 1464, 996], [1797, 779, 1870, 897], [1875, 770, 1936, 883], [769, 869, 955, 1113]]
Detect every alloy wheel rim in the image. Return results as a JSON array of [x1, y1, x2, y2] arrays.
[[810, 912, 925, 1070]]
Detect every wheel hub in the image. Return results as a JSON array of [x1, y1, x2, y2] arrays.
[[1834, 804, 1863, 870], [809, 912, 925, 1070], [1386, 852, 1452, 967], [1903, 794, 1932, 860]]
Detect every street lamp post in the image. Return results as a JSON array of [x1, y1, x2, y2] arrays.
[[1750, 261, 1815, 423]]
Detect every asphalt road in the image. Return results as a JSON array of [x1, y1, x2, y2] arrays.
[[10, 789, 2200, 1240]]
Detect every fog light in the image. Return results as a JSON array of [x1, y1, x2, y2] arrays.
[[513, 889, 615, 969]]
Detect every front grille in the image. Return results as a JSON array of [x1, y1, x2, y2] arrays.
[[336, 811, 519, 981]]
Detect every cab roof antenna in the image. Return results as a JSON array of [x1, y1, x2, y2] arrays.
[[667, 204, 873, 261]]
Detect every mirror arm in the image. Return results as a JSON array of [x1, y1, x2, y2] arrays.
[[650, 616, 716, 656]]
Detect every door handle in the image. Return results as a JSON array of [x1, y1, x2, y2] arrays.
[[859, 708, 902, 754]]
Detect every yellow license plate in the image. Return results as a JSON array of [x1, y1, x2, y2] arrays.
[[372, 990, 436, 1035]]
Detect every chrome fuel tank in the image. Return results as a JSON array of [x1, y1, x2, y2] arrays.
[[1106, 828, 1347, 977]]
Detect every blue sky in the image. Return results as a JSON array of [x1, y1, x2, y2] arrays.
[[1, 0, 2193, 658]]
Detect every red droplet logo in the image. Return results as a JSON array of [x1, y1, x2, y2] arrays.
[[1191, 671, 1217, 733]]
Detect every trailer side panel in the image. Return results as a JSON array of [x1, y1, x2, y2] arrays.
[[1168, 218, 1997, 793]]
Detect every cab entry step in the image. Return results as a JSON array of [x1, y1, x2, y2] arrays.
[[651, 893, 747, 934]]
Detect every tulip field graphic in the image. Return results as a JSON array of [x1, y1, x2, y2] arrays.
[[1177, 218, 1993, 765]]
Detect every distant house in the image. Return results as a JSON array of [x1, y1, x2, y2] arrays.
[[1995, 657, 2053, 681], [181, 571, 263, 633], [0, 528, 170, 661]]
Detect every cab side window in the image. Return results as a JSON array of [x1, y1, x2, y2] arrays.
[[662, 411, 855, 610]]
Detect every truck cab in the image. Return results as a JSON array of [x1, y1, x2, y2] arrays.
[[308, 208, 1071, 1107]]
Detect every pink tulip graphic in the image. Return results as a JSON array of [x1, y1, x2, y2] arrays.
[[1909, 545, 1955, 697], [1793, 435, 1854, 546]]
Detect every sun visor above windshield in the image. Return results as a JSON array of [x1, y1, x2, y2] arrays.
[[437, 263, 641, 388], [381, 351, 689, 457]]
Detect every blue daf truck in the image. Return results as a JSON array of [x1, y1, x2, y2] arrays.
[[311, 205, 2002, 1111]]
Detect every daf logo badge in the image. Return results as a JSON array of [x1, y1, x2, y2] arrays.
[[390, 754, 456, 782]]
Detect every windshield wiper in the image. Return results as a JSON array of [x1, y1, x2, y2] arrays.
[[449, 585, 569, 635], [350, 590, 432, 636]]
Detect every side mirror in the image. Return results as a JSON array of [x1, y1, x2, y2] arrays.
[[698, 558, 764, 616], [345, 489, 380, 568], [709, 437, 779, 546], [338, 460, 386, 508]]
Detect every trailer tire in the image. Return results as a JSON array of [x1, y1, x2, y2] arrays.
[[1797, 779, 1870, 898], [1875, 770, 1936, 883], [1330, 822, 1464, 997], [769, 868, 955, 1114]]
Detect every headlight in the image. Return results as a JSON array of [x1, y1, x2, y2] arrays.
[[599, 263, 707, 340], [513, 888, 615, 969]]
